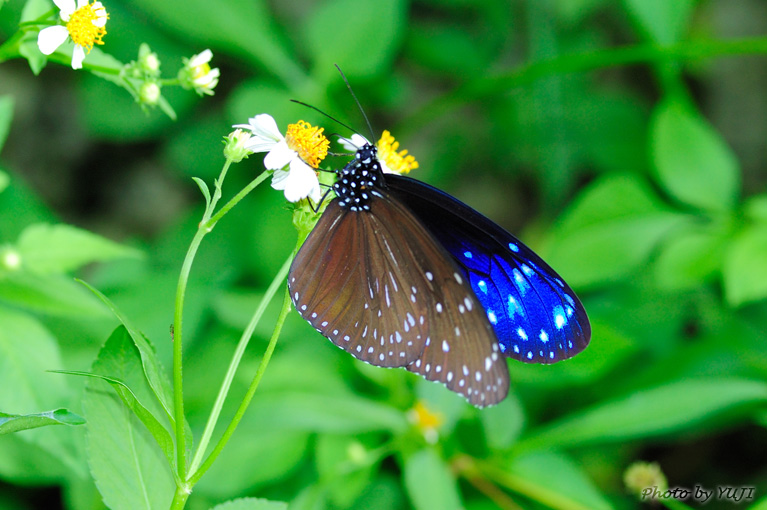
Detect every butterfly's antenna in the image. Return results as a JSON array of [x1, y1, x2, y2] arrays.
[[290, 99, 359, 135], [335, 64, 375, 142]]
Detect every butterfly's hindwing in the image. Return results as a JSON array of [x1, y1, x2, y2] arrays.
[[288, 188, 510, 406], [386, 174, 591, 364]]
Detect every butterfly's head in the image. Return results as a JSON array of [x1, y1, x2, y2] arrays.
[[335, 143, 384, 212]]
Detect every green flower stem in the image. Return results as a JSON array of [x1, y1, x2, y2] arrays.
[[169, 486, 190, 510], [188, 253, 292, 475], [467, 457, 595, 510], [205, 171, 270, 229], [45, 51, 121, 74], [0, 9, 57, 63], [402, 36, 767, 135], [452, 455, 523, 510], [172, 161, 266, 482], [188, 283, 294, 487]]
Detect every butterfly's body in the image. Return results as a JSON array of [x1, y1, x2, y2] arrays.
[[288, 143, 589, 407]]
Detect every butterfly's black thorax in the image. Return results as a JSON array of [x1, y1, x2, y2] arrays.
[[334, 143, 385, 212]]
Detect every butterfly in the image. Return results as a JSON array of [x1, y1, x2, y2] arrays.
[[288, 142, 590, 407]]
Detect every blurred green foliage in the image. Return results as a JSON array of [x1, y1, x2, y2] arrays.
[[1, 0, 767, 509]]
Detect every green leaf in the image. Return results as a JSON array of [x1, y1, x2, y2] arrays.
[[651, 101, 740, 212], [0, 271, 109, 317], [54, 367, 175, 469], [316, 435, 374, 508], [0, 170, 9, 194], [197, 428, 309, 498], [654, 227, 726, 290], [246, 393, 407, 434], [404, 449, 462, 510], [83, 327, 174, 510], [304, 0, 405, 80], [78, 279, 175, 423], [520, 379, 767, 450], [623, 0, 694, 44], [546, 174, 689, 287], [19, 0, 51, 75], [210, 498, 288, 510], [192, 177, 212, 210], [479, 392, 525, 449], [17, 223, 142, 274], [128, 0, 305, 86], [0, 409, 84, 434], [744, 194, 767, 223], [723, 223, 767, 306], [504, 451, 613, 510], [0, 305, 82, 475], [0, 95, 13, 153]]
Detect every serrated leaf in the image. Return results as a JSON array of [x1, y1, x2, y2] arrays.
[[84, 326, 174, 510], [504, 451, 613, 510], [54, 361, 175, 470], [17, 223, 142, 274], [519, 379, 767, 450], [304, 0, 405, 80], [210, 498, 288, 510], [651, 101, 740, 212], [192, 177, 212, 209], [404, 449, 462, 510], [623, 0, 694, 44], [546, 174, 690, 287], [0, 409, 84, 435], [724, 224, 767, 306], [77, 279, 175, 423], [0, 95, 13, 153]]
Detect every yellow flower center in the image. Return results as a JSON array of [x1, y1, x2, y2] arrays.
[[377, 130, 419, 174], [409, 401, 444, 430], [192, 63, 211, 81], [285, 120, 330, 169], [66, 2, 108, 52]]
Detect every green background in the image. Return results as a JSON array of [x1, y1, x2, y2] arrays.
[[1, 0, 767, 509]]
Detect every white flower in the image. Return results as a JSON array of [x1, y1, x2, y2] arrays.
[[180, 49, 220, 96], [37, 0, 108, 70], [339, 131, 418, 175], [339, 133, 370, 153], [235, 114, 326, 203]]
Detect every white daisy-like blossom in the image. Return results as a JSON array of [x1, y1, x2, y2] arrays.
[[37, 0, 108, 70], [338, 133, 406, 174], [339, 133, 370, 153], [181, 49, 220, 96], [234, 114, 330, 203]]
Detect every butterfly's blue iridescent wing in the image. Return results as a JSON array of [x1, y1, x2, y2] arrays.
[[385, 174, 590, 364]]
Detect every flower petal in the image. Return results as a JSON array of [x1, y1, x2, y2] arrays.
[[339, 133, 370, 152], [37, 26, 69, 55], [247, 114, 284, 144], [278, 159, 321, 203], [54, 0, 76, 18], [71, 44, 85, 69], [270, 168, 291, 189], [189, 49, 213, 67], [263, 141, 295, 170]]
